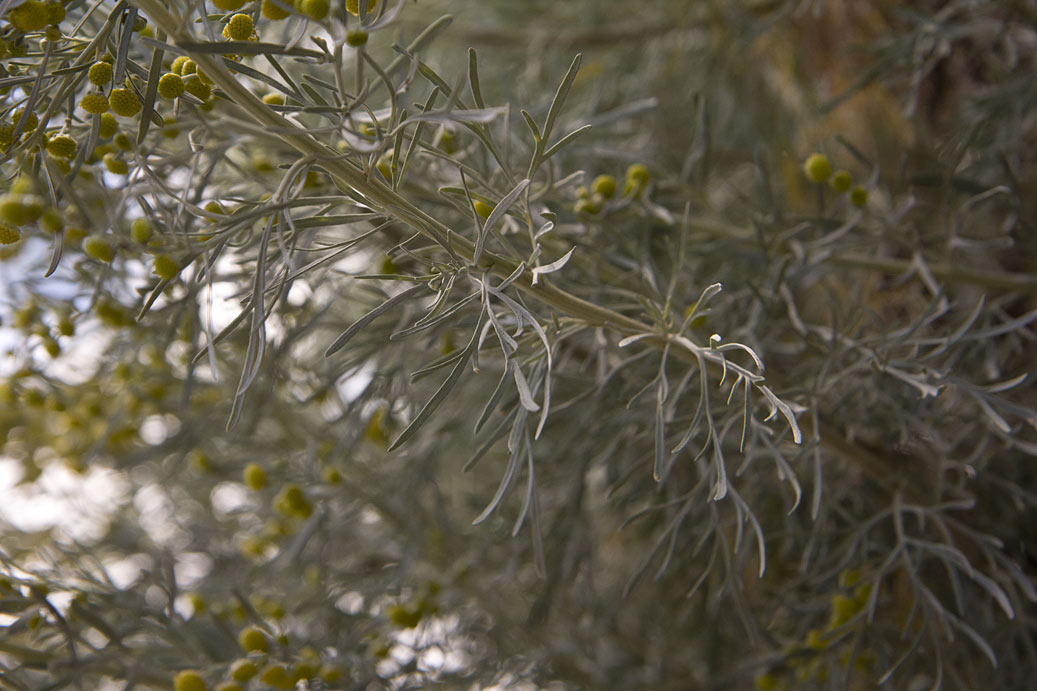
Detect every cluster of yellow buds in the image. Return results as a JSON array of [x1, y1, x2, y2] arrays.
[[803, 152, 869, 208], [572, 163, 651, 216]]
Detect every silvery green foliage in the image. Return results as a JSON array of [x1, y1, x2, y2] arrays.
[[0, 1, 1034, 689]]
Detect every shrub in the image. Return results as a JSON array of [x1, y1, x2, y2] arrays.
[[0, 2, 1034, 690]]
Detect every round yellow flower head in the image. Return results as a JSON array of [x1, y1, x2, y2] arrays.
[[130, 217, 152, 244], [212, 0, 246, 9], [39, 207, 63, 233], [261, 0, 290, 20], [157, 73, 185, 100], [173, 670, 207, 691], [44, 1, 64, 24], [625, 163, 649, 185], [292, 661, 319, 681], [473, 200, 493, 219], [88, 61, 113, 86], [228, 659, 258, 682], [623, 177, 646, 198], [170, 55, 191, 75], [49, 155, 71, 174], [299, 0, 329, 21], [347, 0, 378, 15], [94, 142, 117, 159], [573, 198, 600, 215], [274, 484, 311, 518], [98, 112, 118, 138], [591, 174, 616, 199], [223, 13, 254, 41], [13, 109, 39, 132], [850, 186, 868, 208], [262, 93, 285, 106], [346, 30, 368, 47], [831, 169, 852, 193], [153, 254, 179, 280], [9, 1, 49, 33], [45, 134, 77, 158], [10, 175, 35, 194], [243, 463, 267, 490], [108, 88, 141, 117], [803, 153, 832, 184], [0, 194, 43, 226], [0, 224, 20, 245], [83, 234, 115, 262], [183, 75, 211, 101], [102, 153, 128, 175], [259, 665, 293, 690], [237, 626, 268, 653]]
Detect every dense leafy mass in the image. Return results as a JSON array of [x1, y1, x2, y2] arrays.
[[1, 1, 1035, 690]]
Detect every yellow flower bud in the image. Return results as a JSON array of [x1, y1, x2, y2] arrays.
[[130, 217, 152, 243], [591, 174, 616, 199], [299, 0, 329, 21], [346, 0, 378, 15], [44, 1, 64, 24], [473, 200, 493, 219], [102, 153, 128, 175], [261, 0, 290, 20], [87, 61, 113, 86], [0, 224, 20, 245], [39, 207, 63, 233], [9, 1, 49, 33], [153, 254, 179, 280], [238, 626, 268, 653], [830, 169, 852, 193], [98, 112, 118, 138], [83, 234, 115, 262], [108, 88, 141, 117], [228, 659, 258, 682], [45, 134, 77, 158], [170, 55, 190, 75], [625, 163, 649, 184], [243, 463, 267, 490], [223, 13, 254, 41], [803, 153, 832, 184], [183, 75, 211, 102], [80, 92, 110, 115], [259, 664, 293, 690], [173, 670, 207, 691], [157, 73, 185, 100]]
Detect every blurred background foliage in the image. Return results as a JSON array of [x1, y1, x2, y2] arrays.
[[1, 0, 1035, 689]]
